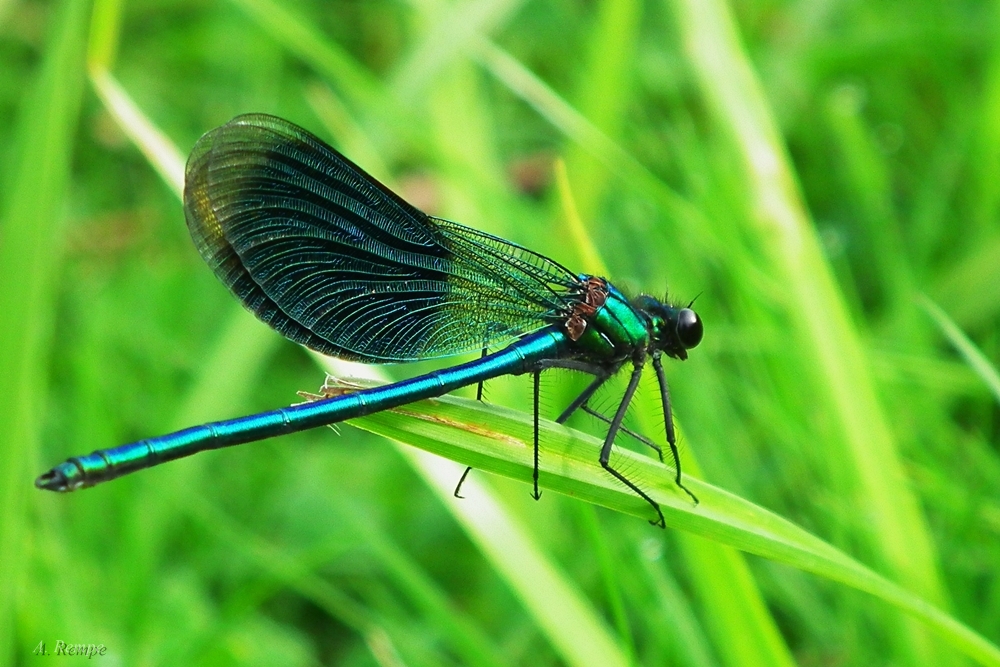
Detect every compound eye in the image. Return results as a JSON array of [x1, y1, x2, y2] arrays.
[[676, 308, 703, 349]]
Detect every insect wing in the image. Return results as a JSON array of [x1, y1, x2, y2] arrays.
[[184, 114, 579, 361]]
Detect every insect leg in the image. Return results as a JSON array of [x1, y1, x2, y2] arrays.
[[652, 353, 698, 505], [532, 369, 542, 500], [602, 361, 665, 528], [455, 347, 489, 499], [453, 466, 473, 499], [556, 373, 611, 424], [475, 346, 488, 401], [580, 405, 663, 461], [554, 364, 659, 457]]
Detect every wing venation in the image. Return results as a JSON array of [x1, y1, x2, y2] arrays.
[[183, 113, 580, 362]]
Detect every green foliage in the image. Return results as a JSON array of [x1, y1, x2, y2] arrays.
[[1, 0, 999, 665]]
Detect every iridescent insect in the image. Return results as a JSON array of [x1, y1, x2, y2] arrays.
[[36, 114, 703, 527]]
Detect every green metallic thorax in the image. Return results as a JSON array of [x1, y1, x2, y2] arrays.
[[573, 280, 649, 360]]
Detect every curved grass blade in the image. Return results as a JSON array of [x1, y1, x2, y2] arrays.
[[557, 158, 795, 666], [328, 382, 1000, 666], [673, 0, 951, 662], [919, 294, 1000, 405], [402, 448, 632, 667]]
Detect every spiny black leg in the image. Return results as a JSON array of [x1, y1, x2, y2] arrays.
[[581, 405, 663, 461], [532, 369, 542, 500], [455, 347, 491, 499], [602, 362, 665, 528], [556, 365, 663, 456], [475, 347, 487, 401], [653, 353, 698, 505], [453, 466, 473, 499], [556, 369, 662, 459], [556, 373, 610, 424]]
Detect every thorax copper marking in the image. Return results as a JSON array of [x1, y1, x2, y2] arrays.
[[565, 276, 608, 341]]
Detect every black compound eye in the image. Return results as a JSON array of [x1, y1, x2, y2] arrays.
[[676, 308, 703, 349]]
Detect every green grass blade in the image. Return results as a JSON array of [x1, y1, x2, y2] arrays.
[[340, 506, 511, 667], [180, 499, 399, 661], [469, 37, 700, 229], [90, 0, 183, 191], [933, 236, 1000, 329], [86, 0, 123, 72], [667, 456, 797, 667], [558, 143, 794, 666], [554, 158, 606, 275], [231, 0, 439, 158], [318, 356, 631, 667], [0, 0, 89, 660], [230, 0, 383, 108], [326, 386, 1000, 665], [578, 505, 636, 664], [919, 295, 1000, 406], [90, 71, 184, 192], [636, 553, 717, 667], [671, 1, 951, 661], [401, 447, 632, 667], [559, 0, 641, 225], [678, 536, 795, 667], [970, 12, 1000, 237], [390, 0, 528, 103], [824, 85, 911, 308], [0, 0, 14, 29]]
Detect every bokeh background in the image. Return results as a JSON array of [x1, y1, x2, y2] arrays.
[[1, 0, 999, 665]]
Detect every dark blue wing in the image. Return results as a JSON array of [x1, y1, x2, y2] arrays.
[[183, 114, 580, 362]]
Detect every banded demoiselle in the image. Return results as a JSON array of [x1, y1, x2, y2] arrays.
[[35, 114, 703, 527]]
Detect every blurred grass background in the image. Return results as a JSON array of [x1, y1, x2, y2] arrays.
[[1, 0, 999, 665]]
